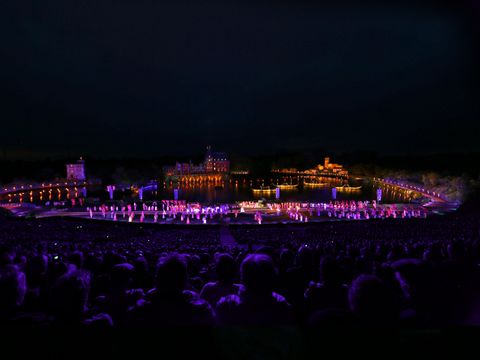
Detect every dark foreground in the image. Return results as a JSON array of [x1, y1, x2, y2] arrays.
[[1, 201, 480, 358]]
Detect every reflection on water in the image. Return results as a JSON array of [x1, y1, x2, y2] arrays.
[[144, 178, 416, 204], [1, 186, 85, 205], [0, 178, 418, 205]]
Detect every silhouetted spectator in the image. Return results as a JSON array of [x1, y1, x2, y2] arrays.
[[200, 254, 240, 307], [132, 256, 152, 290], [0, 265, 26, 323], [49, 267, 112, 328], [24, 254, 48, 311], [128, 254, 214, 327], [95, 263, 144, 328], [305, 256, 349, 314], [216, 254, 293, 326], [284, 246, 316, 305], [348, 275, 397, 326]]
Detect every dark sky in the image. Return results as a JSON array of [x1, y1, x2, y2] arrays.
[[1, 0, 479, 158]]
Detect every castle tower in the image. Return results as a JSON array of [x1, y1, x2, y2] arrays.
[[66, 158, 86, 181]]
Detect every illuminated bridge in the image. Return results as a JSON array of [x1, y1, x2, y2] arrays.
[[0, 180, 89, 196], [373, 178, 460, 212]]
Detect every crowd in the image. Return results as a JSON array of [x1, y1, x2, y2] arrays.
[[86, 202, 237, 224], [1, 206, 480, 356], [83, 199, 428, 226]]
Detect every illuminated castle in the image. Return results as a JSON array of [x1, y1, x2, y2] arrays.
[[66, 158, 86, 181], [304, 157, 346, 175], [273, 157, 348, 177], [163, 146, 229, 177], [204, 146, 229, 173]]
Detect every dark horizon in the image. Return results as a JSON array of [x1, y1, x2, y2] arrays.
[[3, 145, 480, 161], [1, 149, 479, 186], [1, 0, 479, 158]]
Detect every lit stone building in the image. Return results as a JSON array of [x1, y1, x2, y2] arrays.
[[307, 157, 348, 176], [273, 157, 348, 178], [163, 146, 230, 178], [66, 158, 86, 181], [204, 146, 229, 173]]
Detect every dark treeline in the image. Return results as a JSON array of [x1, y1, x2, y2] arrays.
[[0, 158, 173, 185], [1, 151, 479, 185]]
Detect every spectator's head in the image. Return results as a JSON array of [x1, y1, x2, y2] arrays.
[[386, 250, 398, 263], [26, 254, 48, 287], [48, 256, 69, 282], [423, 243, 442, 262], [14, 254, 27, 267], [199, 252, 211, 267], [187, 255, 201, 277], [391, 258, 429, 304], [255, 246, 275, 259], [50, 268, 91, 322], [0, 246, 14, 267], [320, 256, 342, 285], [133, 256, 149, 273], [215, 254, 237, 284], [447, 242, 464, 260], [68, 251, 84, 269], [190, 276, 204, 292], [84, 253, 102, 273], [111, 263, 134, 291], [155, 254, 187, 295], [0, 265, 26, 314], [279, 249, 294, 270], [27, 254, 48, 275], [348, 275, 396, 325], [240, 254, 277, 295], [104, 251, 126, 270], [297, 245, 314, 268]]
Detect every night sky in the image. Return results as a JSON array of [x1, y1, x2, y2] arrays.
[[1, 1, 479, 158]]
